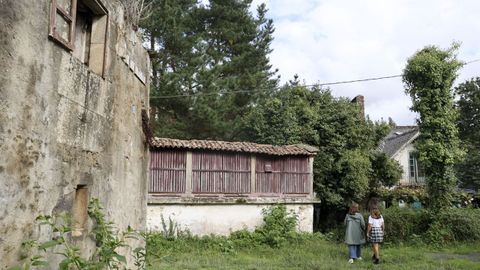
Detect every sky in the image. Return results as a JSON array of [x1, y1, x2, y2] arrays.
[[249, 0, 480, 125]]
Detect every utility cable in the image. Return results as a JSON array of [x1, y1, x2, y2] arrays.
[[150, 58, 480, 99]]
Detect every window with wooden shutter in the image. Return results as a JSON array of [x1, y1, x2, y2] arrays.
[[49, 0, 77, 51], [49, 0, 108, 76]]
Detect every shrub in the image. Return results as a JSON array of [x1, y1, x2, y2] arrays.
[[342, 208, 480, 245], [380, 207, 430, 243], [254, 204, 298, 248], [377, 186, 429, 208], [9, 199, 145, 270], [436, 208, 480, 242]]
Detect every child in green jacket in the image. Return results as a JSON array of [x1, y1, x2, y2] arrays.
[[344, 202, 365, 264]]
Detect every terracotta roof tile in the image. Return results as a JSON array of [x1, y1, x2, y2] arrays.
[[150, 138, 318, 156]]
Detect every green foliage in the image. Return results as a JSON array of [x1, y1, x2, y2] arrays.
[[403, 43, 465, 209], [378, 186, 429, 207], [9, 199, 145, 270], [361, 208, 480, 245], [254, 204, 298, 248], [243, 84, 389, 210], [146, 225, 480, 269], [381, 208, 431, 243], [370, 151, 403, 189], [146, 204, 301, 260], [436, 208, 480, 242], [455, 77, 480, 191], [160, 215, 180, 240], [142, 0, 278, 140], [88, 198, 134, 268]]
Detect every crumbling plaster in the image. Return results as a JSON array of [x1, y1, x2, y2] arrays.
[[0, 0, 150, 268]]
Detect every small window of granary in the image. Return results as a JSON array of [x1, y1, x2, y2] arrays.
[[49, 0, 108, 76], [72, 185, 89, 237]]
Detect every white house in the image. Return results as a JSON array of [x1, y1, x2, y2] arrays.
[[378, 126, 425, 185]]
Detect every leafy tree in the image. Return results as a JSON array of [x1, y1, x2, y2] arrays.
[[403, 44, 464, 208], [141, 0, 278, 140], [370, 151, 403, 190], [455, 77, 480, 191], [242, 84, 390, 209]]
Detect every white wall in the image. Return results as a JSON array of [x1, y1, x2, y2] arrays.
[[147, 204, 313, 235], [393, 144, 415, 185]]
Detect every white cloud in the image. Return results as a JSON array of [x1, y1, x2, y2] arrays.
[[251, 0, 480, 125]]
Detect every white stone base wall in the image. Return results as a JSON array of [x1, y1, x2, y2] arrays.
[[147, 204, 313, 235]]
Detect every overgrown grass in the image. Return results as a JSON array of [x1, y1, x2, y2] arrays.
[[146, 234, 480, 270]]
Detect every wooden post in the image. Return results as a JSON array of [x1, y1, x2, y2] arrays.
[[250, 155, 256, 194], [186, 151, 192, 194], [309, 156, 314, 198]]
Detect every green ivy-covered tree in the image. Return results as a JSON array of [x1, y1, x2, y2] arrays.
[[403, 44, 465, 209], [455, 77, 480, 191]]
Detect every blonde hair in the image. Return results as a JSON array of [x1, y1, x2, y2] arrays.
[[349, 202, 359, 215], [371, 207, 381, 219]]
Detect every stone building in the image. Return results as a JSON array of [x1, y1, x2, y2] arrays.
[[147, 138, 319, 235], [0, 0, 150, 267]]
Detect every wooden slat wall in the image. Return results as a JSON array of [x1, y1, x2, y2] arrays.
[[149, 150, 310, 196], [256, 156, 310, 194], [149, 150, 186, 193], [281, 157, 310, 194], [223, 153, 250, 193], [255, 157, 282, 193], [192, 152, 250, 193]]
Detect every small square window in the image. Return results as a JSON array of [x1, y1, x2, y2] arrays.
[[264, 163, 272, 173]]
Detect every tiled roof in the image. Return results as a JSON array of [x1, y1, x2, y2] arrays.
[[378, 126, 419, 157], [150, 138, 318, 156]]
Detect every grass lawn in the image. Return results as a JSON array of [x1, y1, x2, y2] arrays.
[[147, 236, 480, 270]]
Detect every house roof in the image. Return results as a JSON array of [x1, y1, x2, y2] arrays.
[[150, 138, 318, 156], [378, 126, 419, 157]]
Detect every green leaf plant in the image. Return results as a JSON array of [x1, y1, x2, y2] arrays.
[[9, 199, 146, 270]]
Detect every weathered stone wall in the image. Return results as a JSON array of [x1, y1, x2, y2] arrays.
[[0, 0, 149, 268], [147, 202, 314, 235]]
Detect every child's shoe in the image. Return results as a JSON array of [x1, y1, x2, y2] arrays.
[[348, 259, 354, 264]]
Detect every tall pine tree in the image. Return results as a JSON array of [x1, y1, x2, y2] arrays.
[[141, 0, 278, 140]]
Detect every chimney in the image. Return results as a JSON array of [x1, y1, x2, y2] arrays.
[[351, 95, 365, 120]]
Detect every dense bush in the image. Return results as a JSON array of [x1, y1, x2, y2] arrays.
[[377, 186, 429, 208], [436, 208, 480, 242], [254, 204, 298, 247], [380, 208, 430, 243], [323, 208, 480, 245]]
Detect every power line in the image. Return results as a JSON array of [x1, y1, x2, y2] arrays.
[[150, 75, 403, 99], [150, 58, 480, 99], [466, 58, 480, 65]]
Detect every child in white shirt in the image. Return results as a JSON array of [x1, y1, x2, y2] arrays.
[[367, 208, 384, 264]]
